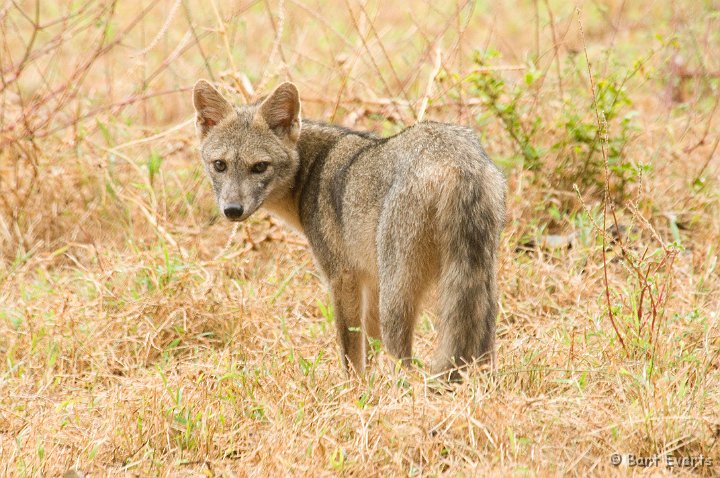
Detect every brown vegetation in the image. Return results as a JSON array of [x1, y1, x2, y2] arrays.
[[1, 0, 718, 475]]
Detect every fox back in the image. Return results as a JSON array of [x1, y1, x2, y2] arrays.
[[193, 80, 506, 378]]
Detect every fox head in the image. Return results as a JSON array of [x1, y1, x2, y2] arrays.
[[192, 80, 301, 222]]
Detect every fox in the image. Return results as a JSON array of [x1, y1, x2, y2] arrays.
[[192, 79, 506, 378]]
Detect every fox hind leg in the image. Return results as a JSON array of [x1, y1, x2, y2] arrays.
[[376, 206, 434, 366], [377, 264, 424, 365], [361, 283, 381, 342]]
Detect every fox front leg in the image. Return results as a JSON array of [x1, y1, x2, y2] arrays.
[[330, 272, 365, 375]]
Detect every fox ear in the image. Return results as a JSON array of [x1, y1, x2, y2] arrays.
[[258, 82, 301, 143], [193, 80, 233, 139]]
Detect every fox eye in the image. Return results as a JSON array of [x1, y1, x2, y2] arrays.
[[251, 161, 269, 174], [213, 160, 227, 172]]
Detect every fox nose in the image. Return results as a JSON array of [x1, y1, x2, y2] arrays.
[[223, 204, 244, 220]]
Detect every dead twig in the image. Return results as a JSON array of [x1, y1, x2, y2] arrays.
[[417, 49, 442, 123]]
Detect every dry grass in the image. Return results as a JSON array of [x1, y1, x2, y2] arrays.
[[1, 0, 719, 476]]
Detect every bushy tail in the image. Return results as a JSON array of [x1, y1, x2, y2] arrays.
[[433, 173, 504, 376]]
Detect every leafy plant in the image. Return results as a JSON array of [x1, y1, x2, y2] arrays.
[[467, 49, 649, 200]]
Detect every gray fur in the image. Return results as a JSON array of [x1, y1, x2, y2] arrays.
[[193, 80, 507, 378]]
